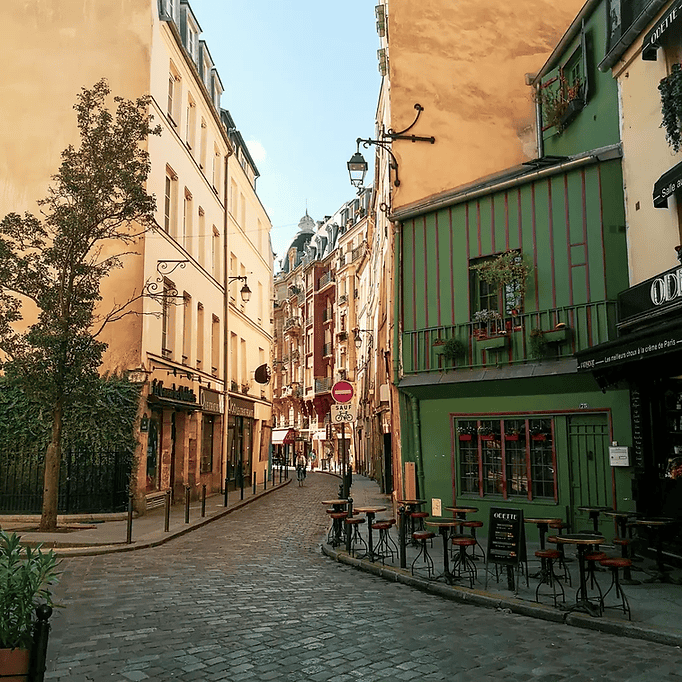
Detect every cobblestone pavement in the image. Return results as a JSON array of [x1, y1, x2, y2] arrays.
[[45, 473, 682, 682]]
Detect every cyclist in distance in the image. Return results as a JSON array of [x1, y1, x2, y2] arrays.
[[296, 453, 306, 486]]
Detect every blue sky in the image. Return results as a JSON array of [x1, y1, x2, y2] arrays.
[[190, 0, 381, 263]]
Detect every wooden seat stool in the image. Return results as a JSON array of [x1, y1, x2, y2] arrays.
[[460, 520, 485, 561], [327, 511, 347, 547], [344, 516, 367, 557], [372, 520, 398, 565], [583, 550, 607, 613], [534, 549, 566, 607], [410, 511, 429, 533], [599, 557, 632, 620], [450, 536, 478, 588], [411, 530, 436, 578]]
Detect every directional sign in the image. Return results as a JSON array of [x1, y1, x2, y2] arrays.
[[331, 380, 354, 403], [331, 403, 356, 424]]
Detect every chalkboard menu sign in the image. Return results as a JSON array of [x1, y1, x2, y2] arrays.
[[630, 387, 645, 469], [486, 507, 526, 567]]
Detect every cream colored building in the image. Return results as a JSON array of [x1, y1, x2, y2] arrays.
[[1, 0, 272, 508]]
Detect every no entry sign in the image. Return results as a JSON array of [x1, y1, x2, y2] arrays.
[[331, 380, 354, 403]]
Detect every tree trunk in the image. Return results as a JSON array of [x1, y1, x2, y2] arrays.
[[39, 399, 64, 531]]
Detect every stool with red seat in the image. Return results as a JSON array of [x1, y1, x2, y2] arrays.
[[584, 550, 607, 613], [534, 548, 566, 607], [411, 530, 436, 578], [327, 511, 347, 547], [460, 520, 485, 561], [547, 531, 572, 586], [372, 518, 398, 565], [410, 511, 429, 533], [599, 556, 633, 620], [344, 516, 367, 557], [450, 535, 478, 588], [613, 537, 640, 584]]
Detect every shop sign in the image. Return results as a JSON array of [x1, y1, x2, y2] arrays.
[[642, 2, 682, 61], [201, 389, 223, 414], [486, 507, 526, 567], [229, 396, 254, 418], [618, 264, 682, 325], [150, 379, 196, 404]]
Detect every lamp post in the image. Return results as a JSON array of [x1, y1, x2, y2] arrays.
[[347, 103, 435, 189]]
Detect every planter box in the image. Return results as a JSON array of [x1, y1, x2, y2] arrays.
[[459, 434, 473, 441], [475, 335, 508, 351], [504, 434, 520, 441], [531, 433, 547, 441], [560, 98, 584, 128], [543, 327, 571, 344], [479, 434, 496, 441]]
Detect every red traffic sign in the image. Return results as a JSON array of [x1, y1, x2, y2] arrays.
[[331, 380, 354, 403]]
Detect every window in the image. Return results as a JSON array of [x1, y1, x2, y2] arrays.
[[211, 226, 220, 280], [161, 279, 176, 357], [182, 292, 191, 364], [201, 415, 214, 473], [182, 188, 192, 250], [239, 191, 246, 229], [199, 119, 207, 170], [212, 145, 221, 190], [197, 207, 205, 268], [211, 315, 220, 376], [196, 303, 204, 369], [469, 251, 525, 319], [185, 94, 196, 151], [456, 416, 556, 500], [167, 62, 181, 126], [163, 166, 177, 234]]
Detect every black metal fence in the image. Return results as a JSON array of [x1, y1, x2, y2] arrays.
[[0, 446, 131, 514]]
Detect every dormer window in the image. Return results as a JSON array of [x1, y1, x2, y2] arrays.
[[160, 0, 177, 22], [211, 69, 224, 110], [200, 41, 213, 92], [182, 3, 201, 65]]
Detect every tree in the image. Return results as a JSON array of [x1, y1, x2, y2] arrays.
[[0, 80, 161, 530]]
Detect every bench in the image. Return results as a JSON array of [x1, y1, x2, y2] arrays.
[[145, 490, 169, 511]]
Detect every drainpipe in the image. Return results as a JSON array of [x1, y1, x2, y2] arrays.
[[222, 145, 234, 493], [404, 391, 425, 500]]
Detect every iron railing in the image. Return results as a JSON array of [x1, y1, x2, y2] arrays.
[[402, 301, 619, 374], [315, 377, 333, 393]]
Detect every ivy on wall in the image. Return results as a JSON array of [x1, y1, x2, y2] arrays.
[[659, 63, 682, 153]]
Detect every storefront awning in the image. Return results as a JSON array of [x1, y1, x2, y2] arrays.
[[272, 428, 296, 445], [576, 318, 682, 375], [653, 160, 682, 208]]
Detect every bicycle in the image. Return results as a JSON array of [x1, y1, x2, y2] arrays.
[[297, 466, 305, 486]]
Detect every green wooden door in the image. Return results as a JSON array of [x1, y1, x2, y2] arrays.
[[567, 414, 610, 533]]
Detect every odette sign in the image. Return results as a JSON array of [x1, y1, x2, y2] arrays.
[[331, 380, 354, 404]]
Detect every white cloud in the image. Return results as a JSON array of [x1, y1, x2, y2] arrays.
[[245, 140, 267, 163]]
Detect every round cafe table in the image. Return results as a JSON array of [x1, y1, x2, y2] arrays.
[[398, 499, 427, 544], [445, 506, 478, 520], [525, 517, 562, 550], [426, 519, 464, 584], [577, 505, 613, 533], [353, 506, 387, 562], [553, 533, 605, 616], [603, 509, 641, 584], [631, 518, 679, 583]]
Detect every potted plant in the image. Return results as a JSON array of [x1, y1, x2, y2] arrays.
[[529, 328, 548, 359], [478, 424, 497, 441], [440, 337, 466, 363], [457, 425, 476, 441], [659, 62, 682, 152], [529, 424, 547, 441], [537, 73, 584, 133], [0, 531, 60, 678], [504, 428, 521, 442], [543, 322, 572, 344], [470, 252, 533, 309]]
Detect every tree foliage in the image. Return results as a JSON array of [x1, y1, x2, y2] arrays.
[[0, 79, 161, 530]]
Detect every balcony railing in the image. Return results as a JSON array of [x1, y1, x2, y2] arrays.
[[318, 272, 334, 289], [352, 246, 363, 262], [322, 308, 332, 322], [322, 342, 332, 357], [401, 301, 619, 375], [284, 317, 301, 333], [315, 377, 332, 393]]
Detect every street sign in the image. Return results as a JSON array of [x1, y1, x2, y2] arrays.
[[331, 380, 354, 403], [331, 403, 356, 424]]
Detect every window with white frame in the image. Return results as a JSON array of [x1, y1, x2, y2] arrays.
[[167, 62, 181, 126], [185, 94, 196, 151], [182, 188, 192, 250], [164, 166, 177, 235], [196, 303, 204, 369], [211, 226, 220, 280], [161, 279, 176, 357], [182, 292, 191, 364], [211, 315, 220, 376]]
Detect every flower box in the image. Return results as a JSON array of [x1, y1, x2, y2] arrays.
[[504, 434, 520, 441], [559, 97, 584, 129], [543, 327, 571, 344], [479, 434, 496, 441], [474, 335, 508, 351], [531, 433, 547, 441], [459, 434, 473, 441]]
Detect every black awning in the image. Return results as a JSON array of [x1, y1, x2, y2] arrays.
[[576, 317, 682, 374], [642, 2, 682, 61], [653, 160, 682, 208]]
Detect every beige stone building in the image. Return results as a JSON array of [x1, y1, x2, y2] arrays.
[[2, 0, 272, 509]]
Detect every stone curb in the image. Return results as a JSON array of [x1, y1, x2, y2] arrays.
[[320, 542, 682, 648], [25, 479, 292, 558]]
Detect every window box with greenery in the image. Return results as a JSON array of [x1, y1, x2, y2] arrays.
[[659, 62, 682, 152], [457, 425, 477, 441], [543, 324, 571, 344], [433, 337, 466, 363], [474, 333, 509, 351], [478, 424, 498, 441]]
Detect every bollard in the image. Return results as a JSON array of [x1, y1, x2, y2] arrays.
[[345, 496, 354, 554], [126, 493, 133, 544], [164, 489, 171, 532], [184, 485, 190, 524], [398, 506, 407, 569], [224, 478, 229, 508], [28, 604, 52, 682], [201, 484, 206, 518]]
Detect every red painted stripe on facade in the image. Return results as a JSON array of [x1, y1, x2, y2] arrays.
[[598, 165, 607, 304], [547, 179, 557, 309], [476, 201, 482, 256], [551, 420, 558, 504], [411, 218, 417, 331], [524, 418, 533, 502], [449, 207, 455, 324], [490, 194, 496, 254], [517, 187, 523, 251], [531, 183, 540, 311], [564, 174, 574, 307], [504, 192, 510, 251], [465, 204, 472, 315], [423, 214, 429, 328], [435, 211, 442, 327], [582, 169, 591, 301]]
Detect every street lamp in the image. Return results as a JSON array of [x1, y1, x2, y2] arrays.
[[228, 275, 251, 303], [347, 103, 435, 189], [354, 328, 374, 349]]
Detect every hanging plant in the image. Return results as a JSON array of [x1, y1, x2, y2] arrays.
[[529, 328, 548, 360], [470, 251, 533, 304], [536, 73, 583, 133], [659, 63, 682, 152], [442, 337, 466, 362]]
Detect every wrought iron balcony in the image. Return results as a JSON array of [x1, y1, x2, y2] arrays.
[[315, 377, 332, 393], [401, 301, 618, 375], [318, 272, 334, 290]]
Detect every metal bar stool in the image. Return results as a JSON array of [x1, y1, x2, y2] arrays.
[[372, 518, 398, 565], [534, 548, 566, 607], [344, 516, 367, 557], [411, 530, 436, 578], [599, 557, 632, 620], [450, 535, 478, 588], [460, 520, 485, 561]]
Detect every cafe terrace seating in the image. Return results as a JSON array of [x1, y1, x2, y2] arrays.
[[534, 548, 566, 607], [411, 529, 436, 579], [372, 518, 398, 565], [599, 556, 633, 620], [450, 535, 478, 588], [344, 516, 367, 557]]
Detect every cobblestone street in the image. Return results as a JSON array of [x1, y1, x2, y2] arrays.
[[46, 473, 682, 682]]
